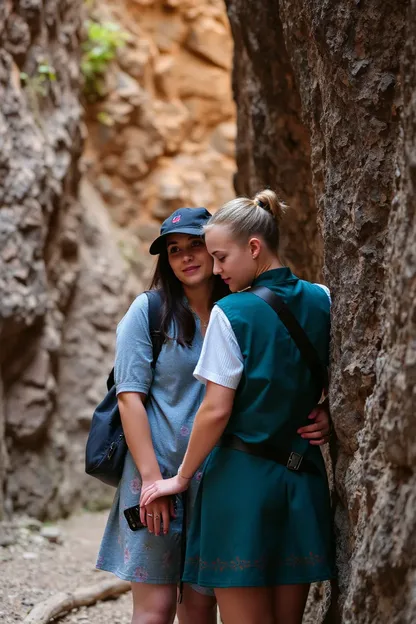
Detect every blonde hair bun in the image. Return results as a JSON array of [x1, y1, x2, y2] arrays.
[[254, 189, 287, 222], [206, 188, 288, 251]]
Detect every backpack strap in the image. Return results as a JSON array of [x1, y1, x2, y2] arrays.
[[107, 290, 164, 389], [145, 289, 164, 369], [250, 285, 329, 399]]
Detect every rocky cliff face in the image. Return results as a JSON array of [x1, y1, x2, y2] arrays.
[[227, 0, 415, 621], [0, 0, 136, 518], [225, 1, 320, 281], [83, 0, 235, 272], [0, 0, 235, 518], [0, 0, 84, 517]]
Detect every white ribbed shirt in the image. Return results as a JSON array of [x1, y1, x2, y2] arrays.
[[193, 284, 331, 390]]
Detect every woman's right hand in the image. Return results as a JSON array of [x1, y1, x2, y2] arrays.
[[139, 487, 175, 536]]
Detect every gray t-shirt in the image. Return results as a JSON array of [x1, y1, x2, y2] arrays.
[[114, 293, 205, 475]]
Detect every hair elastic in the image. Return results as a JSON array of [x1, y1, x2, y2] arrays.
[[256, 199, 268, 210]]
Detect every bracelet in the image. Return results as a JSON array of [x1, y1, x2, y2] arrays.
[[177, 465, 193, 480]]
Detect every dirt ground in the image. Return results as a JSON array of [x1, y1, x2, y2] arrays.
[[0, 510, 132, 624]]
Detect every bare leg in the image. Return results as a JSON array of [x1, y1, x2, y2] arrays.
[[273, 584, 310, 624], [177, 583, 217, 624], [131, 582, 177, 624], [215, 587, 275, 624]]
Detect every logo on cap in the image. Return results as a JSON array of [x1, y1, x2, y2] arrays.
[[172, 215, 181, 224]]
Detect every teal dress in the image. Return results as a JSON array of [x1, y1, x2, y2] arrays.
[[182, 268, 335, 588]]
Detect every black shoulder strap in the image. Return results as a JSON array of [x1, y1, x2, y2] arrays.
[[107, 290, 164, 390], [250, 285, 329, 397], [145, 289, 164, 369]]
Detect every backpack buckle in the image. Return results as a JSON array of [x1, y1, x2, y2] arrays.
[[287, 452, 303, 471]]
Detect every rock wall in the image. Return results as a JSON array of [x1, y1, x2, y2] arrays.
[[83, 0, 236, 266], [226, 0, 415, 622], [225, 1, 320, 281], [0, 1, 137, 518], [52, 178, 140, 517], [0, 0, 84, 518]]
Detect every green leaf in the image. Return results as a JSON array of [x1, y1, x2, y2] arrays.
[[81, 19, 129, 97], [97, 111, 115, 126]]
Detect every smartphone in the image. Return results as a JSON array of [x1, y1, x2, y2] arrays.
[[124, 505, 146, 531], [124, 497, 178, 531]]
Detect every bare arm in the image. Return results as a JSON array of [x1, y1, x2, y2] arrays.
[[179, 381, 235, 478], [118, 392, 162, 482], [119, 392, 174, 535], [140, 381, 235, 506]]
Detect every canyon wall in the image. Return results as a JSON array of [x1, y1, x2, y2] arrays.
[[0, 0, 85, 518], [83, 0, 236, 272]]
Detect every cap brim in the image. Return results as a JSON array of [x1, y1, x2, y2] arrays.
[[149, 226, 205, 255]]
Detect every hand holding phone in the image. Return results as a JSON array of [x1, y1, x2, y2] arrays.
[[124, 505, 145, 531], [124, 496, 178, 532]]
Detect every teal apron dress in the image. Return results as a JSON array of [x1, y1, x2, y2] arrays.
[[182, 268, 335, 588]]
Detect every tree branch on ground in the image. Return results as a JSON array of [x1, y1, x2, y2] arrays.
[[22, 578, 131, 624]]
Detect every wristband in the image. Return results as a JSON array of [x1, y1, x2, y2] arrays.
[[178, 465, 193, 480]]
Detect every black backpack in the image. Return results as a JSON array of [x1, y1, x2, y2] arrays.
[[85, 290, 163, 487]]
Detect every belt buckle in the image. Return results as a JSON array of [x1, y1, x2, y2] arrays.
[[287, 452, 303, 471]]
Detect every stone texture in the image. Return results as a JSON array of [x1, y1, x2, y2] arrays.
[[225, 0, 321, 281], [0, 0, 83, 518], [0, 376, 7, 517], [56, 179, 142, 516], [227, 0, 415, 622], [339, 2, 416, 621], [83, 0, 236, 237], [278, 2, 413, 621], [186, 15, 232, 70]]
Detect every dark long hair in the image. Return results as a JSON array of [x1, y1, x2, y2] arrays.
[[149, 247, 229, 347]]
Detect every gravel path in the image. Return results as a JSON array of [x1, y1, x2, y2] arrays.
[[0, 510, 132, 624]]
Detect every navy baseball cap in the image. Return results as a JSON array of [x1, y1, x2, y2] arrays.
[[149, 207, 212, 255]]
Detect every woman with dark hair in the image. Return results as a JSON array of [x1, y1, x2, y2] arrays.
[[97, 206, 330, 624]]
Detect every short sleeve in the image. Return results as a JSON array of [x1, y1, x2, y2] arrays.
[[114, 294, 153, 396], [194, 306, 243, 390]]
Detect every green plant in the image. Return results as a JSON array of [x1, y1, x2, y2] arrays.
[[20, 61, 57, 124], [81, 20, 130, 99], [96, 110, 115, 126], [20, 62, 57, 98]]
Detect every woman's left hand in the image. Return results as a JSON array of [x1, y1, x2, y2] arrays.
[[297, 407, 331, 445], [140, 475, 189, 508]]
